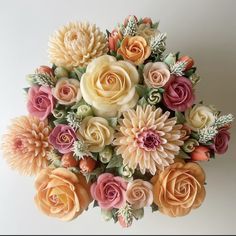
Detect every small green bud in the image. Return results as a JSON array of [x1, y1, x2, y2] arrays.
[[182, 139, 199, 153], [118, 165, 134, 179], [164, 53, 176, 66], [101, 209, 113, 221], [189, 73, 201, 85], [54, 67, 69, 78], [99, 146, 113, 164], [76, 104, 93, 118], [52, 109, 66, 119], [147, 88, 162, 105]]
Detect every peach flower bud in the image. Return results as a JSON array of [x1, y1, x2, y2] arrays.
[[79, 156, 96, 173], [36, 65, 54, 75], [178, 56, 194, 71], [142, 17, 152, 25], [124, 15, 138, 27], [61, 153, 79, 168], [118, 215, 132, 228], [191, 146, 210, 161], [108, 30, 122, 51]]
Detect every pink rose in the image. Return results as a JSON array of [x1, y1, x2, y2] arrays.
[[163, 76, 195, 112], [143, 62, 170, 88], [27, 86, 54, 120], [91, 173, 127, 210], [49, 124, 77, 154], [212, 128, 230, 154]]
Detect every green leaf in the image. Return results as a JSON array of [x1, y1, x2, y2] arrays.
[[175, 111, 186, 124], [73, 67, 86, 80], [152, 22, 159, 29], [151, 203, 159, 212], [107, 117, 118, 128], [69, 71, 79, 80], [106, 29, 111, 38], [191, 132, 199, 140], [23, 87, 30, 93], [91, 152, 98, 161], [93, 200, 99, 208], [184, 67, 196, 77], [179, 149, 191, 159], [136, 84, 149, 97], [53, 118, 67, 126], [112, 209, 118, 223], [158, 88, 165, 93], [175, 51, 180, 60], [137, 97, 148, 107], [106, 155, 123, 169]]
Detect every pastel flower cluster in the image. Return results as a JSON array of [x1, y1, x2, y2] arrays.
[[1, 16, 233, 227]]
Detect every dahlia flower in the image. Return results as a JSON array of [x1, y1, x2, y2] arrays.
[[113, 105, 183, 175], [48, 22, 108, 69], [2, 116, 52, 175]]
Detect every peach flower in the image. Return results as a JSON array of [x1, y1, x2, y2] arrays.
[[34, 168, 92, 221], [126, 179, 153, 209], [78, 116, 114, 152], [117, 36, 151, 65], [52, 78, 81, 105], [143, 62, 170, 88], [191, 146, 210, 161], [151, 160, 206, 217]]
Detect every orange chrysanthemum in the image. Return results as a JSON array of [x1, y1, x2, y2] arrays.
[[2, 116, 52, 175], [113, 105, 183, 175]]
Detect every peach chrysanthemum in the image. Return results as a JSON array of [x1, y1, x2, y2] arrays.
[[48, 22, 108, 69], [2, 116, 52, 175], [113, 105, 184, 175]]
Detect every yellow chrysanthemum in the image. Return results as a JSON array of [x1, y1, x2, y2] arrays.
[[48, 22, 108, 69], [113, 105, 183, 175], [2, 116, 52, 175]]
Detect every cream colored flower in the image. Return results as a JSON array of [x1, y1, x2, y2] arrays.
[[80, 55, 139, 118], [1, 116, 52, 175], [34, 168, 92, 221], [136, 23, 159, 41], [48, 22, 108, 69], [117, 36, 151, 65], [185, 104, 216, 131], [113, 105, 183, 175], [126, 179, 153, 209], [143, 62, 170, 88], [78, 116, 114, 152], [151, 159, 206, 217], [52, 78, 81, 105]]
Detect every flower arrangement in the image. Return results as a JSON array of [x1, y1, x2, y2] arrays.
[[1, 15, 234, 227]]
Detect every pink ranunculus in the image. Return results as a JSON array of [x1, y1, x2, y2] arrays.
[[212, 128, 230, 154], [90, 173, 127, 210], [49, 125, 77, 154], [163, 76, 195, 112], [27, 86, 54, 121]]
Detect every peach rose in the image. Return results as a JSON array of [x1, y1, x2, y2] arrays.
[[151, 160, 206, 217], [143, 62, 170, 88], [52, 78, 81, 105], [34, 168, 92, 221], [126, 179, 153, 209], [136, 24, 159, 41], [117, 36, 151, 65], [78, 116, 114, 152], [80, 55, 139, 117]]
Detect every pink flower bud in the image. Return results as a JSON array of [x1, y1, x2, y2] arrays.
[[142, 17, 152, 25], [118, 215, 132, 228], [178, 56, 194, 71], [36, 65, 54, 75], [191, 146, 210, 161], [61, 153, 79, 168]]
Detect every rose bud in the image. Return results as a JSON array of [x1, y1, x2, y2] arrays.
[[36, 65, 54, 75], [101, 209, 113, 221], [142, 17, 152, 25], [124, 15, 138, 27], [108, 30, 122, 52], [118, 215, 132, 228], [190, 146, 210, 161], [99, 146, 113, 164], [178, 56, 194, 71], [79, 156, 96, 173], [182, 139, 199, 153], [61, 152, 79, 168], [54, 66, 69, 78]]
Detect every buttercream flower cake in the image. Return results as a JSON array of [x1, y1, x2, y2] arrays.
[[1, 16, 234, 227]]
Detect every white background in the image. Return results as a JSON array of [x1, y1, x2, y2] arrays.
[[0, 0, 236, 234]]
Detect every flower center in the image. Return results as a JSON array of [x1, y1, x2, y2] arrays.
[[137, 129, 161, 151], [13, 137, 24, 151]]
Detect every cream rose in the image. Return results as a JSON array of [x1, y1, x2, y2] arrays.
[[126, 179, 153, 209], [78, 116, 114, 152], [136, 23, 159, 41], [185, 104, 215, 131], [80, 55, 139, 117], [53, 78, 81, 105], [34, 168, 92, 221], [143, 62, 170, 88]]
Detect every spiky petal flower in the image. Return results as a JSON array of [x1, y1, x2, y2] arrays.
[[48, 22, 108, 69], [1, 116, 52, 175], [113, 105, 183, 175]]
